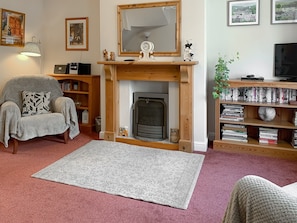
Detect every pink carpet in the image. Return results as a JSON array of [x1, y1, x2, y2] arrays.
[[0, 134, 296, 223]]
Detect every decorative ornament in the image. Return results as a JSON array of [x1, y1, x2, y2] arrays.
[[258, 107, 276, 121], [103, 49, 115, 61], [184, 40, 194, 61], [139, 41, 155, 61], [110, 52, 115, 61], [170, 128, 180, 143], [103, 49, 109, 61]]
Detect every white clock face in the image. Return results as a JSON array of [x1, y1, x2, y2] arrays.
[[141, 41, 154, 52]]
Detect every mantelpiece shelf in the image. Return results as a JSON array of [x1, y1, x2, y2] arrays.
[[97, 61, 198, 65], [214, 79, 297, 160]]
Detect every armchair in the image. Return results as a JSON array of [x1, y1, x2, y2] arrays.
[[0, 75, 80, 153], [222, 175, 297, 223]]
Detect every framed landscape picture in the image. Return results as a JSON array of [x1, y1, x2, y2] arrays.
[[65, 17, 88, 51], [271, 0, 297, 24], [228, 0, 259, 26], [0, 8, 25, 47]]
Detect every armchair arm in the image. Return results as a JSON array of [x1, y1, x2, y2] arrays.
[[223, 175, 297, 223], [0, 101, 21, 147], [53, 97, 80, 139]]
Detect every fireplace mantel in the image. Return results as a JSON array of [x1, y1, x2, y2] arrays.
[[97, 60, 198, 152]]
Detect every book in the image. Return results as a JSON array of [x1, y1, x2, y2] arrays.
[[222, 126, 247, 132], [223, 124, 246, 128], [259, 139, 278, 144], [220, 104, 244, 122], [259, 127, 278, 144], [220, 117, 244, 121], [259, 127, 278, 133], [222, 131, 248, 137], [222, 138, 248, 143], [222, 136, 248, 143]]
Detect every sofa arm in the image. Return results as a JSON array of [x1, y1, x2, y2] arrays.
[[223, 175, 297, 223], [0, 101, 21, 147], [53, 97, 80, 139], [53, 96, 74, 113]]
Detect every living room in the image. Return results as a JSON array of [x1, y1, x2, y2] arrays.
[[0, 0, 296, 222], [1, 0, 296, 151]]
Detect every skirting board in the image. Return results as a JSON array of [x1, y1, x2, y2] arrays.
[[99, 131, 105, 140], [194, 140, 208, 152]]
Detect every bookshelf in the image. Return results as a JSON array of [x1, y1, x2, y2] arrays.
[[48, 74, 100, 133], [214, 79, 297, 160]]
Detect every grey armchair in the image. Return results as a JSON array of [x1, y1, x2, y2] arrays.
[[0, 75, 80, 153], [222, 175, 297, 223]]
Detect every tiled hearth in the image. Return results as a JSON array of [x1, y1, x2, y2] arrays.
[[97, 61, 198, 152]]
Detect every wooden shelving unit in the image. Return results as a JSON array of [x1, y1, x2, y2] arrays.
[[48, 74, 100, 133], [213, 79, 297, 160]]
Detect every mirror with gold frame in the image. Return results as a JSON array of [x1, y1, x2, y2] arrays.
[[117, 1, 181, 57]]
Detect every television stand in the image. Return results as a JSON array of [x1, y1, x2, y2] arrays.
[[280, 78, 297, 82]]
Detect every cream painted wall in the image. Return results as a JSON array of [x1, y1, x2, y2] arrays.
[[0, 0, 208, 151], [42, 0, 100, 75], [0, 0, 44, 90], [1, 0, 296, 149], [99, 0, 208, 151], [2, 0, 295, 150], [206, 0, 297, 140]]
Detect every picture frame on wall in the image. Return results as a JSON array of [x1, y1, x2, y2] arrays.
[[65, 17, 89, 51], [228, 0, 259, 26], [271, 0, 297, 24], [0, 8, 25, 47]]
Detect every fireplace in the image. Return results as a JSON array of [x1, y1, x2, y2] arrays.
[[97, 60, 197, 152], [133, 92, 168, 141]]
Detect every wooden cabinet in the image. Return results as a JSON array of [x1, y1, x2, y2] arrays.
[[48, 74, 100, 133], [213, 79, 297, 160]]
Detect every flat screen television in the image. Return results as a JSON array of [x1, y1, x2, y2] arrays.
[[274, 43, 297, 81]]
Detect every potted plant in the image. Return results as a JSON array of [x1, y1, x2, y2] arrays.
[[212, 52, 239, 99]]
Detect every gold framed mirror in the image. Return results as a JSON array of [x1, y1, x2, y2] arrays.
[[117, 1, 181, 57]]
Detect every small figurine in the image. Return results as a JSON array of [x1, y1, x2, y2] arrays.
[[103, 49, 109, 61], [110, 52, 115, 61], [184, 40, 194, 61], [170, 128, 179, 143]]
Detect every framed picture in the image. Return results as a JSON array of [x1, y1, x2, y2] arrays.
[[271, 0, 297, 24], [0, 8, 25, 47], [65, 17, 88, 51], [228, 0, 260, 26]]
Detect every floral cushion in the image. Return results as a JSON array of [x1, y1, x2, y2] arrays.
[[22, 91, 51, 116]]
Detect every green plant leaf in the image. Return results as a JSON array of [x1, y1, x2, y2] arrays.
[[212, 52, 239, 99]]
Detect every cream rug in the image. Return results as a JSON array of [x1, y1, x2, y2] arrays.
[[32, 140, 205, 209]]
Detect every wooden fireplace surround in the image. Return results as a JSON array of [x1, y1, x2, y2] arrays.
[[97, 60, 198, 152]]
